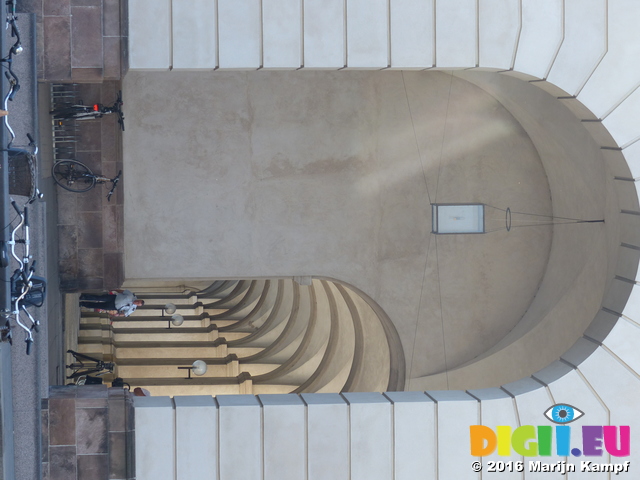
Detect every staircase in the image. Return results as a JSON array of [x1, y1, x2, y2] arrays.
[[77, 279, 399, 396]]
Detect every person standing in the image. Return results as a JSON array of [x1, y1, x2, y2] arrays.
[[79, 289, 144, 316]]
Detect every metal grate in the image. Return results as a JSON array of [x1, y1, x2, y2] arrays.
[[50, 84, 79, 161]]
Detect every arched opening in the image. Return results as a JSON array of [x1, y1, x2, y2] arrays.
[[121, 70, 636, 391]]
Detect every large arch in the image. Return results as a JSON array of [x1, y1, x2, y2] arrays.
[[126, 2, 640, 477]]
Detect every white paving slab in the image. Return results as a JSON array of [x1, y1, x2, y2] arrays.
[[171, 0, 217, 70], [577, 347, 640, 467], [346, 0, 389, 68], [428, 390, 479, 479], [544, 370, 609, 479], [134, 397, 175, 480], [478, 0, 520, 70], [471, 392, 521, 479], [263, 0, 302, 69], [504, 384, 567, 480], [128, 0, 171, 70], [302, 393, 349, 480], [435, 0, 477, 68], [389, 0, 434, 68], [546, 0, 606, 96], [513, 0, 563, 79], [621, 284, 640, 321], [260, 394, 306, 480], [217, 395, 262, 480], [385, 392, 436, 480], [602, 316, 640, 374], [578, 0, 640, 118], [603, 86, 640, 148], [303, 0, 345, 68], [342, 393, 393, 480], [174, 396, 218, 480], [622, 141, 640, 179], [218, 0, 262, 69]]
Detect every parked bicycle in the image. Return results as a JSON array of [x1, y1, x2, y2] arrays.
[[50, 90, 125, 131], [52, 159, 122, 201], [1, 199, 46, 354], [3, 65, 43, 202]]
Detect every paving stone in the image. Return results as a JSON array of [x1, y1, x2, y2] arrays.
[[72, 67, 104, 82], [76, 187, 103, 212], [100, 161, 118, 180], [74, 150, 102, 173], [55, 192, 78, 226], [50, 446, 77, 480], [49, 398, 76, 445], [57, 225, 77, 260], [125, 428, 135, 479], [44, 16, 71, 80], [103, 36, 122, 80], [101, 122, 118, 163], [78, 248, 104, 278], [108, 394, 125, 432], [71, 6, 102, 68], [75, 83, 102, 103], [19, 0, 44, 15], [103, 0, 121, 37], [108, 431, 126, 479], [49, 385, 77, 399], [76, 121, 103, 152], [102, 255, 124, 288], [77, 397, 109, 408], [44, 0, 70, 16], [77, 212, 102, 249], [76, 407, 108, 454], [78, 454, 109, 480], [102, 206, 118, 253], [77, 276, 105, 290], [41, 408, 49, 462]]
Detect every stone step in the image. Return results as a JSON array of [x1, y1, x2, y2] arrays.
[[228, 279, 295, 348]]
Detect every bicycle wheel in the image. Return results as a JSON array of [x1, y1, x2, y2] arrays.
[[52, 160, 96, 193]]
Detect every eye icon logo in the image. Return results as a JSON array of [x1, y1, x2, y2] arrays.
[[544, 404, 584, 424]]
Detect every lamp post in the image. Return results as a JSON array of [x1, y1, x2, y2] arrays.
[[162, 303, 184, 328], [162, 303, 177, 316], [166, 314, 184, 329], [177, 360, 208, 379]]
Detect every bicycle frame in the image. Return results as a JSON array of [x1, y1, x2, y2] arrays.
[[51, 91, 125, 130]]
